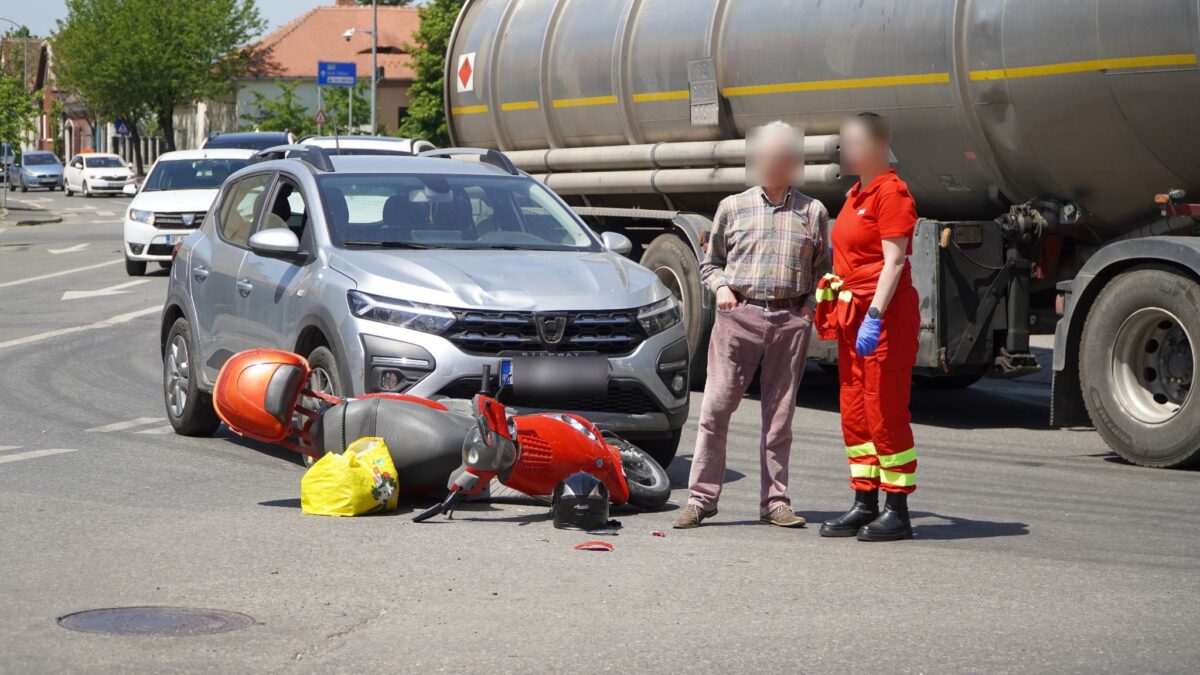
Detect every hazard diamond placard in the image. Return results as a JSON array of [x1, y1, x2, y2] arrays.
[[456, 52, 476, 93]]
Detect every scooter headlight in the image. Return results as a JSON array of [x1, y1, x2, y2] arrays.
[[348, 290, 456, 334], [638, 296, 682, 336]]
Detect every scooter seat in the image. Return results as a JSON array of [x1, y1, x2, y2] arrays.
[[316, 397, 473, 494]]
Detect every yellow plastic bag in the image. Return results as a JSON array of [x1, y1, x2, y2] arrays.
[[301, 437, 399, 516]]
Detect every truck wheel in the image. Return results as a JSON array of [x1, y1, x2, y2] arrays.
[[641, 234, 713, 390], [164, 318, 221, 436], [637, 428, 682, 468], [1080, 269, 1200, 468]]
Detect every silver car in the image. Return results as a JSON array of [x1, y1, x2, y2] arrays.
[[160, 146, 690, 464]]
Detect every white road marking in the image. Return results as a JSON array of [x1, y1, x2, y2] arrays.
[[0, 305, 160, 352], [0, 259, 122, 289], [0, 445, 21, 453], [48, 243, 90, 254], [62, 279, 150, 301], [87, 417, 166, 433], [0, 448, 77, 465], [136, 426, 176, 435], [64, 205, 99, 212]]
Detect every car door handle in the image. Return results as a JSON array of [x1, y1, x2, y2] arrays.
[[236, 278, 253, 296], [192, 265, 209, 282]]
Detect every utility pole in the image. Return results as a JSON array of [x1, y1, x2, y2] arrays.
[[370, 0, 377, 134]]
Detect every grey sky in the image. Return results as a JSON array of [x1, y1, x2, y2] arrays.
[[0, 0, 335, 39]]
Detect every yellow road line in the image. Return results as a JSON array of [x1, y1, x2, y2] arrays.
[[724, 72, 950, 98], [632, 90, 690, 103], [451, 104, 489, 115], [552, 95, 618, 109], [500, 100, 540, 112], [970, 53, 1197, 81]]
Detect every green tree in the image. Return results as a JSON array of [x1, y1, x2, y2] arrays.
[[54, 0, 265, 157], [398, 0, 463, 146], [0, 75, 40, 207], [239, 80, 316, 137], [1, 25, 36, 84]]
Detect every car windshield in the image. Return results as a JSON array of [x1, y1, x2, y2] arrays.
[[86, 157, 124, 169], [142, 158, 249, 191], [317, 174, 600, 251], [23, 153, 59, 166]]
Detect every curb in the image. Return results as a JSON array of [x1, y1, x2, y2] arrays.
[[0, 216, 63, 227]]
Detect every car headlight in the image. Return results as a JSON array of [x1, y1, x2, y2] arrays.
[[638, 296, 682, 336], [128, 208, 154, 225], [348, 290, 456, 334]]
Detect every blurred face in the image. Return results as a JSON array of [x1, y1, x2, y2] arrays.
[[751, 129, 802, 190], [840, 118, 889, 177]]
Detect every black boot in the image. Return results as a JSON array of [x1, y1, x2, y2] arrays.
[[857, 491, 913, 541], [819, 490, 879, 537]]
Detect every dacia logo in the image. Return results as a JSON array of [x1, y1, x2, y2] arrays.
[[182, 214, 196, 226], [535, 313, 568, 347]]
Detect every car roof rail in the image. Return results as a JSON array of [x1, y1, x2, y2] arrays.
[[419, 147, 519, 176], [251, 144, 335, 172]]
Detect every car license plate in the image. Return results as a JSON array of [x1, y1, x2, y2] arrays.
[[502, 353, 608, 397], [163, 235, 180, 245]]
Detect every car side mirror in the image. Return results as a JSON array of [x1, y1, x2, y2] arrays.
[[600, 231, 634, 256], [248, 228, 304, 260], [122, 183, 138, 196]]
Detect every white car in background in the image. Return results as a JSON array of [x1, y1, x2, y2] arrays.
[[123, 149, 254, 276], [63, 153, 135, 196]]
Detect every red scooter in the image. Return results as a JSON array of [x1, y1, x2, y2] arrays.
[[213, 349, 671, 510]]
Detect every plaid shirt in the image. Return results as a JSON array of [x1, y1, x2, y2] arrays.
[[702, 186, 831, 306]]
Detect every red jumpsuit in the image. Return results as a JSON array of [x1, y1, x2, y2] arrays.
[[816, 170, 920, 494]]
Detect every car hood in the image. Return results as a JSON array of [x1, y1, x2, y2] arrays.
[[328, 248, 668, 311], [23, 165, 62, 175], [131, 189, 220, 213]]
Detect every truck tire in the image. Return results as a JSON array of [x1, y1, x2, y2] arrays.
[[1080, 269, 1200, 468], [641, 234, 713, 390]]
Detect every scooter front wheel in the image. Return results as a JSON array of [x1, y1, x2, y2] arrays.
[[608, 434, 671, 511]]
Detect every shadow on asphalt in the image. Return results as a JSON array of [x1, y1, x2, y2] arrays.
[[911, 512, 1030, 539]]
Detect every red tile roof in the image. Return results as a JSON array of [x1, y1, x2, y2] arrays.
[[249, 3, 419, 81]]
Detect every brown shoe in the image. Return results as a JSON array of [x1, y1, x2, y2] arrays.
[[673, 504, 718, 529], [760, 505, 807, 528]]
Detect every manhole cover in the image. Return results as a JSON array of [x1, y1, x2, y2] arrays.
[[57, 606, 255, 636]]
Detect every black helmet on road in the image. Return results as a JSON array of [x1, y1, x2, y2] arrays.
[[551, 472, 610, 531]]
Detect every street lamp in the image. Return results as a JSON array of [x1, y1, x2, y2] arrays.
[[343, 0, 378, 133]]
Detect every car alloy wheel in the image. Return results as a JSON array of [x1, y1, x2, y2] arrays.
[[165, 333, 191, 419]]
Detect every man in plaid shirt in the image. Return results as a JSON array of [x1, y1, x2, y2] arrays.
[[675, 121, 831, 529]]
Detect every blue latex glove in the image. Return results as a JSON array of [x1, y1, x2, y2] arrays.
[[855, 315, 883, 357]]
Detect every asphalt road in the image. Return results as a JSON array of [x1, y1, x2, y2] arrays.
[[1, 190, 1197, 674]]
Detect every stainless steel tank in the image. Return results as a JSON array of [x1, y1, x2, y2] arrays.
[[446, 0, 1200, 236]]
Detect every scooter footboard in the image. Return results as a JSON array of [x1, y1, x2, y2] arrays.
[[315, 397, 473, 494]]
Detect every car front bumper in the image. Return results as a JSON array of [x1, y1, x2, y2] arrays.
[[87, 179, 135, 193], [124, 219, 192, 261]]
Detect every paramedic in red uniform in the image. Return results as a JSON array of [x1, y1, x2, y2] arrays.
[[816, 113, 921, 542]]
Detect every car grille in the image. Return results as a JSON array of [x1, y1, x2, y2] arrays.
[[101, 175, 127, 182], [447, 309, 645, 356], [153, 212, 207, 229], [147, 244, 175, 256], [436, 378, 661, 416]]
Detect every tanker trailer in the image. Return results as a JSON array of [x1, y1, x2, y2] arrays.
[[444, 0, 1200, 468]]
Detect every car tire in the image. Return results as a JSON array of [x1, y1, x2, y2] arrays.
[[640, 234, 713, 391], [64, 183, 73, 196], [158, 261, 172, 270], [303, 346, 345, 467], [18, 176, 27, 192], [82, 181, 91, 197], [164, 318, 222, 437], [125, 257, 147, 277], [1080, 268, 1200, 469], [637, 428, 682, 468]]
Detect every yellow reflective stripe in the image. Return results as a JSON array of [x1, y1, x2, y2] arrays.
[[451, 105, 489, 116], [850, 464, 879, 479], [970, 53, 1198, 81], [879, 448, 917, 468], [838, 290, 854, 303], [633, 90, 690, 103], [815, 288, 835, 303], [552, 95, 618, 108], [500, 100, 539, 112], [845, 442, 876, 458], [724, 72, 949, 98], [880, 469, 916, 487]]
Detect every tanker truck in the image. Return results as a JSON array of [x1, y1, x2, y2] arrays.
[[443, 0, 1200, 469]]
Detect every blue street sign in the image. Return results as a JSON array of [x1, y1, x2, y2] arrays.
[[318, 61, 357, 88], [114, 119, 131, 137]]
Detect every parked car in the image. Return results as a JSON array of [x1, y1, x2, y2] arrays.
[[202, 131, 295, 151], [123, 149, 254, 276], [12, 151, 64, 192], [299, 136, 435, 156], [63, 153, 135, 197], [161, 146, 690, 465]]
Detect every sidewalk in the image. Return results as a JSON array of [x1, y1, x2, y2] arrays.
[[0, 194, 63, 227]]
